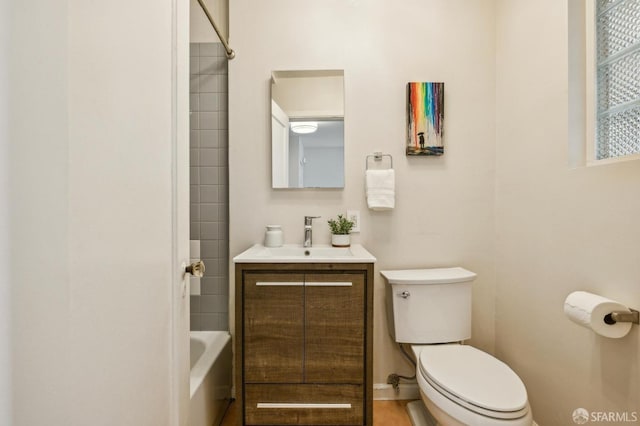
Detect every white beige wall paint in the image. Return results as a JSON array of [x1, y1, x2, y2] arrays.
[[229, 0, 497, 384], [272, 74, 344, 118], [0, 0, 11, 422], [191, 0, 228, 43], [495, 1, 640, 425], [9, 1, 70, 424]]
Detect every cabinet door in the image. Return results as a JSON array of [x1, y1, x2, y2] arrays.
[[244, 272, 304, 383], [304, 272, 365, 383]]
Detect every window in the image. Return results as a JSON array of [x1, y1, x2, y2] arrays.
[[590, 0, 640, 162]]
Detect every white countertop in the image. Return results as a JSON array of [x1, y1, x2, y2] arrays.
[[233, 243, 376, 263]]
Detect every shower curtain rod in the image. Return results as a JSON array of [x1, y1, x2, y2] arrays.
[[195, 0, 235, 59]]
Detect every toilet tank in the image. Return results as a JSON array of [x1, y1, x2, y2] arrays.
[[381, 267, 476, 344]]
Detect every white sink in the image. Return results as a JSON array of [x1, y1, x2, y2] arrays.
[[233, 244, 376, 263]]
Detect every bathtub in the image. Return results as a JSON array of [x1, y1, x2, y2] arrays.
[[190, 331, 232, 426]]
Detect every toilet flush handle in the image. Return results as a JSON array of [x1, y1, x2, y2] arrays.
[[398, 291, 410, 298]]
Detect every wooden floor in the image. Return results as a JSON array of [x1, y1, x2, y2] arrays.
[[220, 399, 413, 425], [372, 400, 413, 426]]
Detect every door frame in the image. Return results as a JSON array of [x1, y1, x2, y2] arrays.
[[271, 99, 290, 187], [170, 0, 191, 424]]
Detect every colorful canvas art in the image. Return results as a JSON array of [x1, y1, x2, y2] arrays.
[[406, 82, 444, 156]]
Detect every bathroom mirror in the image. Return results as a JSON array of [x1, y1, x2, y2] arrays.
[[271, 70, 344, 188]]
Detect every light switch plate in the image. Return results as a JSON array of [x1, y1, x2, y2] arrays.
[[347, 210, 360, 233]]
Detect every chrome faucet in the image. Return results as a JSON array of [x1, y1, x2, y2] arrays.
[[303, 216, 320, 247]]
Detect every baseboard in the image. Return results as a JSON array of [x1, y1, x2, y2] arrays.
[[373, 383, 420, 400]]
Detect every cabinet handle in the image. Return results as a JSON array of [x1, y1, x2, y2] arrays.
[[305, 282, 353, 287], [255, 282, 304, 286], [256, 403, 352, 409]]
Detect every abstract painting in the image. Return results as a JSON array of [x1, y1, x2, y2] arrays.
[[406, 82, 444, 156]]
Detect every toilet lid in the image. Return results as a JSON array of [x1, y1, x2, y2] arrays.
[[419, 345, 528, 417]]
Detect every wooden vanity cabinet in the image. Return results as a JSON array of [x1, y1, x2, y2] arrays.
[[235, 263, 374, 425]]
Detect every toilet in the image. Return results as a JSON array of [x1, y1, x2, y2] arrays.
[[381, 268, 532, 426]]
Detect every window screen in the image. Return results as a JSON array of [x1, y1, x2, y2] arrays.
[[595, 0, 640, 160]]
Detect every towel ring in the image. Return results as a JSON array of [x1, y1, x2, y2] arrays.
[[366, 152, 393, 170]]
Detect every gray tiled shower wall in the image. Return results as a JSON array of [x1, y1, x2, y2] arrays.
[[190, 43, 229, 331]]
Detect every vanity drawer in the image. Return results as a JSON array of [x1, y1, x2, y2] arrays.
[[244, 384, 364, 425]]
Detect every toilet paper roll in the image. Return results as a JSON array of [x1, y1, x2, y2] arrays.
[[564, 291, 633, 338]]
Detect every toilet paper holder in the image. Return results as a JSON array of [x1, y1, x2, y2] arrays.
[[604, 308, 640, 325]]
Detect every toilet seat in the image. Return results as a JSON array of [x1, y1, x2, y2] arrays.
[[418, 345, 529, 420]]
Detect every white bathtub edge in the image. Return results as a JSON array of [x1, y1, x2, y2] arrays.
[[189, 331, 231, 398]]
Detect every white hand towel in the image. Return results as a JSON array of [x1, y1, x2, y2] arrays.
[[366, 169, 395, 210]]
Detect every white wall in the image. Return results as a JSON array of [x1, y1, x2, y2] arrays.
[[9, 0, 184, 424], [303, 147, 344, 188], [495, 1, 640, 424], [191, 0, 228, 43], [272, 73, 344, 118], [229, 0, 497, 385], [0, 0, 11, 422], [9, 1, 70, 423]]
